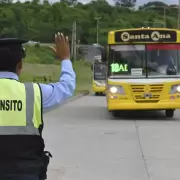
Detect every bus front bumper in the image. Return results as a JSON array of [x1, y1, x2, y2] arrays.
[[107, 99, 180, 110], [92, 86, 106, 93]]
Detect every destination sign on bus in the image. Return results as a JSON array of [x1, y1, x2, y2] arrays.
[[110, 63, 128, 73], [114, 30, 177, 42]]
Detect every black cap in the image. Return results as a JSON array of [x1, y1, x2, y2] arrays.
[[0, 38, 29, 72], [0, 38, 28, 59], [0, 38, 28, 45]]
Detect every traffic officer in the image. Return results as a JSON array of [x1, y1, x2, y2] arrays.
[[0, 32, 76, 180]]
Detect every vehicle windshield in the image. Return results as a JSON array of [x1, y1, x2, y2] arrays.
[[94, 63, 106, 80], [147, 44, 180, 77], [109, 45, 146, 78], [109, 44, 180, 78]]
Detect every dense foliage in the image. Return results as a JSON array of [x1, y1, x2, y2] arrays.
[[0, 0, 179, 44]]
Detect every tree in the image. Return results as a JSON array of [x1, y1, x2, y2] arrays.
[[0, 0, 177, 44], [139, 1, 168, 10], [121, 0, 136, 7], [113, 0, 136, 7]]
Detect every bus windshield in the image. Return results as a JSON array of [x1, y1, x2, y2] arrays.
[[147, 44, 180, 77], [94, 63, 106, 80], [109, 44, 180, 78]]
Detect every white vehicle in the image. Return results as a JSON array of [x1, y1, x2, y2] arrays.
[[28, 40, 38, 44]]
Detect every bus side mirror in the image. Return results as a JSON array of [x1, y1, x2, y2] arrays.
[[93, 44, 107, 62]]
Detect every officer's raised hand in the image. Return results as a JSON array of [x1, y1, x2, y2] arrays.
[[51, 32, 70, 60]]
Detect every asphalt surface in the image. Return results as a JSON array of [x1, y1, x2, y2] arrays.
[[43, 94, 180, 180]]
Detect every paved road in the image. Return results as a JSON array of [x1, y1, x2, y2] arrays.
[[43, 94, 180, 180]]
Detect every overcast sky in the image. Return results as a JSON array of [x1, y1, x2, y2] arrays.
[[137, 0, 178, 6], [78, 0, 179, 6]]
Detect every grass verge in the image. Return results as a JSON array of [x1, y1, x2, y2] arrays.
[[20, 45, 91, 95]]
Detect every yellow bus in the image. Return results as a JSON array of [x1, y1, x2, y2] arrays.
[[97, 27, 180, 118], [92, 60, 106, 95]]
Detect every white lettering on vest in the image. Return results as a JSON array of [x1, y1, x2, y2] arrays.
[[0, 100, 23, 111]]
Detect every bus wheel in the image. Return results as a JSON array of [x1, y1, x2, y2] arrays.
[[95, 92, 99, 96], [165, 110, 174, 118]]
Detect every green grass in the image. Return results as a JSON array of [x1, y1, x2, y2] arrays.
[[24, 44, 57, 64], [19, 44, 91, 95]]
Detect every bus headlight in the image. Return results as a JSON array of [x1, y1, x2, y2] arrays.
[[109, 85, 125, 94], [95, 83, 100, 87], [110, 87, 117, 93], [177, 86, 180, 92], [94, 81, 104, 87], [170, 84, 180, 94]]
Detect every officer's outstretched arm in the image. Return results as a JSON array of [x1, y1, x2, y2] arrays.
[[39, 32, 76, 112], [39, 59, 76, 111]]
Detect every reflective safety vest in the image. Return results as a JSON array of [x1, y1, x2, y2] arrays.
[[0, 78, 46, 175], [0, 79, 42, 134]]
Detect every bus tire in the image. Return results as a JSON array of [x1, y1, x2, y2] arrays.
[[112, 110, 120, 117], [95, 92, 99, 96], [165, 110, 174, 118]]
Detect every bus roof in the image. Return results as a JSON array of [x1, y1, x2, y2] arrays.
[[108, 27, 179, 33], [108, 27, 180, 44]]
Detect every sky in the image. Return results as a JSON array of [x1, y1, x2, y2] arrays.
[[78, 0, 179, 6], [136, 0, 178, 6]]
